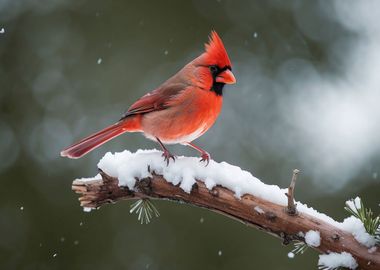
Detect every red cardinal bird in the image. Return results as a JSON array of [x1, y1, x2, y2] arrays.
[[61, 31, 236, 165]]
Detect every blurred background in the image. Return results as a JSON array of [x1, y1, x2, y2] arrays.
[[0, 0, 379, 269]]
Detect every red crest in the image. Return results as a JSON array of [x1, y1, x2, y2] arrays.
[[204, 31, 232, 68]]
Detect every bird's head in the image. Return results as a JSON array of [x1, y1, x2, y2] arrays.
[[190, 31, 236, 96]]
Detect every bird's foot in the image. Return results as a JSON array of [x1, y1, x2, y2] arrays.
[[199, 152, 210, 166], [162, 150, 176, 166]]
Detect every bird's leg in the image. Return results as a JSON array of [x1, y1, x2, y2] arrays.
[[186, 142, 210, 166], [156, 137, 175, 166]]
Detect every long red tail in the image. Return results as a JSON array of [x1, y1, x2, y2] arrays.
[[61, 121, 131, 159]]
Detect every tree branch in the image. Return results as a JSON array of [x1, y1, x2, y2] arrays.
[[72, 169, 380, 270]]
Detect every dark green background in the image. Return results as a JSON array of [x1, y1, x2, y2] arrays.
[[0, 1, 379, 269]]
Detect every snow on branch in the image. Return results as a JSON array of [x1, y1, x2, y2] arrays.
[[72, 149, 380, 270]]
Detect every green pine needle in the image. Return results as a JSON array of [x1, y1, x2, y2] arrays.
[[291, 241, 308, 255], [318, 266, 344, 270], [344, 197, 380, 238], [375, 226, 380, 243], [130, 198, 160, 224]]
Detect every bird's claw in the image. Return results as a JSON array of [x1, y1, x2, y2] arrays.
[[162, 150, 176, 166], [199, 152, 210, 166]]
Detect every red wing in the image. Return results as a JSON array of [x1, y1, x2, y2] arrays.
[[120, 82, 187, 120]]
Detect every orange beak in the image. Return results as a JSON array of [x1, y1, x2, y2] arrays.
[[216, 69, 236, 84]]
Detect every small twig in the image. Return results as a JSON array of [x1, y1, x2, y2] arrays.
[[286, 169, 300, 215]]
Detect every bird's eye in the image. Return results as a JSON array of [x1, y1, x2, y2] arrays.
[[209, 65, 218, 75]]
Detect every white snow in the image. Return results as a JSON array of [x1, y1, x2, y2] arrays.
[[340, 216, 376, 248], [346, 197, 362, 212], [368, 246, 377, 254], [97, 149, 288, 204], [254, 206, 265, 214], [297, 231, 305, 238], [83, 207, 92, 213], [287, 252, 295, 259], [296, 203, 341, 227], [218, 250, 222, 256], [318, 252, 358, 270], [0, 28, 4, 34], [20, 206, 24, 211], [305, 230, 321, 247], [97, 58, 102, 64], [77, 174, 101, 182], [79, 149, 375, 250], [94, 150, 367, 227], [95, 150, 357, 228], [354, 197, 362, 209]]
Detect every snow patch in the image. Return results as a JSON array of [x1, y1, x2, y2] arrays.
[[318, 252, 358, 270], [368, 246, 377, 254], [346, 197, 362, 212], [340, 216, 377, 248], [305, 230, 321, 247], [296, 203, 341, 227], [89, 148, 375, 250], [97, 149, 289, 205], [297, 231, 305, 238], [77, 174, 101, 182], [254, 206, 265, 214], [287, 252, 295, 259], [353, 197, 362, 209], [205, 177, 216, 190]]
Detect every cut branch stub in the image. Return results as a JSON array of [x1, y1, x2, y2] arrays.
[[72, 170, 380, 270], [286, 169, 300, 216]]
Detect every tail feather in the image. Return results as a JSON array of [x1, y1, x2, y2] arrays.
[[60, 122, 127, 159]]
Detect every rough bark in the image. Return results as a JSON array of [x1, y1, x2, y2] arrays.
[[72, 170, 380, 270]]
